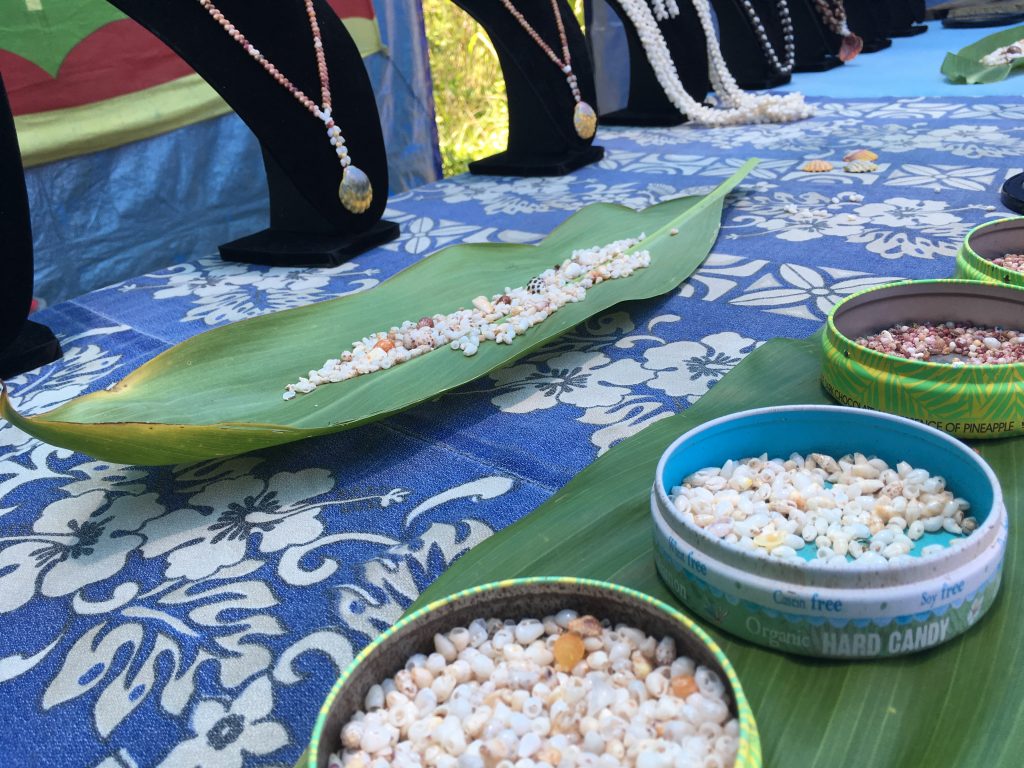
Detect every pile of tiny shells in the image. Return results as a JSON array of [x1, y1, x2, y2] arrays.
[[669, 452, 975, 567], [856, 322, 1024, 365], [285, 237, 651, 399], [980, 39, 1024, 66], [991, 253, 1024, 273], [330, 611, 740, 768]]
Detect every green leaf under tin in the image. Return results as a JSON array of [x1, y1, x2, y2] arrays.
[[941, 24, 1024, 84], [0, 161, 758, 465], [412, 333, 1023, 768]]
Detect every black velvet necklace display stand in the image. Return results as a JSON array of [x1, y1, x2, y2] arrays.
[[844, 0, 892, 53], [107, 0, 397, 267], [710, 0, 792, 90], [0, 75, 61, 381], [888, 0, 928, 38], [451, 0, 603, 176], [789, 0, 843, 72], [586, 0, 709, 127]]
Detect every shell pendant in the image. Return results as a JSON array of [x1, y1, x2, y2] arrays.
[[839, 34, 863, 63], [573, 101, 597, 140], [338, 164, 373, 214]]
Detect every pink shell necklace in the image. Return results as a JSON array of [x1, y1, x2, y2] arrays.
[[497, 0, 598, 140], [197, 0, 373, 214]]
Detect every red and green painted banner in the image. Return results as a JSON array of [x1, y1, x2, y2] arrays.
[[1, 0, 382, 166]]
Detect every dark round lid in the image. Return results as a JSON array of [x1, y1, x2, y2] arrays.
[[1002, 171, 1024, 215]]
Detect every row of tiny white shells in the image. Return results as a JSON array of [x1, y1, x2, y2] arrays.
[[331, 610, 739, 768], [669, 452, 975, 567], [285, 236, 652, 399]]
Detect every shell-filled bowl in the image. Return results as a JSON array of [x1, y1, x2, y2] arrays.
[[821, 279, 1024, 439], [309, 577, 761, 768], [956, 217, 1024, 288], [651, 405, 1007, 659]]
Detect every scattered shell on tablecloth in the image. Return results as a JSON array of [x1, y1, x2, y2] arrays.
[[800, 159, 833, 173], [844, 160, 878, 174], [843, 149, 878, 162]]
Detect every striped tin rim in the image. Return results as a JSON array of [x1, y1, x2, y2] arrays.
[[825, 278, 1024, 372], [960, 217, 1024, 286], [308, 576, 762, 768]]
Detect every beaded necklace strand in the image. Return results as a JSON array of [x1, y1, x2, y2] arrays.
[[197, 0, 373, 214], [738, 0, 795, 76], [497, 0, 598, 140], [650, 0, 794, 75], [650, 0, 682, 19], [618, 0, 812, 125], [810, 0, 862, 62]]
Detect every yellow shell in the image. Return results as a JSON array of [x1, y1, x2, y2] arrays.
[[339, 165, 373, 214], [843, 148, 879, 162], [844, 160, 879, 173], [753, 530, 787, 550], [573, 101, 597, 140], [800, 159, 833, 173]]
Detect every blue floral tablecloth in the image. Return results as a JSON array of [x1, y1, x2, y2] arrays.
[[1, 96, 1021, 767]]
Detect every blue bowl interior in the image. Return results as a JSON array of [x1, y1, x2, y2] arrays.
[[660, 409, 996, 561]]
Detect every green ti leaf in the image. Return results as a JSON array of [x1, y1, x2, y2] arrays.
[[412, 333, 1024, 768], [941, 24, 1024, 84], [0, 160, 760, 465]]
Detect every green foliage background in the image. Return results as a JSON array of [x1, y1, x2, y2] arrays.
[[423, 0, 585, 177]]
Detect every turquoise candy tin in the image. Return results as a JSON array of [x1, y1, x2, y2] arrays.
[[650, 405, 1007, 659]]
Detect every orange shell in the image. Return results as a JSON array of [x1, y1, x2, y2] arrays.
[[800, 160, 833, 173], [553, 631, 585, 670]]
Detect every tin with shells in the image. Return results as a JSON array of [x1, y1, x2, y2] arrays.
[[955, 217, 1024, 288], [308, 578, 761, 767], [821, 279, 1024, 439], [650, 405, 1007, 659]]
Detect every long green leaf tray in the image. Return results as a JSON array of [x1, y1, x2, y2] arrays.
[[0, 162, 757, 465], [413, 334, 1024, 767], [941, 23, 1024, 85]]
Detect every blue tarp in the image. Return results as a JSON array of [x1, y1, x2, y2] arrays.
[[24, 0, 440, 306]]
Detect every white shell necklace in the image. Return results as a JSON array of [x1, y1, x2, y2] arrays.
[[197, 0, 373, 214], [617, 0, 813, 126], [497, 0, 598, 140]]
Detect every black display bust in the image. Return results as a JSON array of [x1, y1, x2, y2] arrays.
[[107, 0, 398, 267], [451, 0, 603, 176], [710, 0, 793, 90], [844, 0, 892, 53], [0, 75, 61, 380], [589, 0, 710, 127], [790, 0, 843, 72], [888, 0, 928, 37]]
